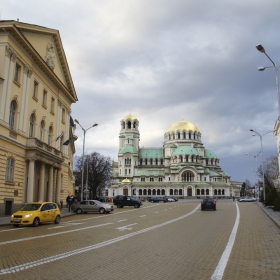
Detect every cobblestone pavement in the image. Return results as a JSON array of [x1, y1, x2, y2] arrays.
[[0, 200, 279, 280]]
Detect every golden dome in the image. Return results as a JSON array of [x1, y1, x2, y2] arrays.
[[166, 119, 200, 133], [122, 113, 137, 121], [121, 178, 131, 183]]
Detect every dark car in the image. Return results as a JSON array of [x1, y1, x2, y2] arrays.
[[98, 197, 110, 202], [148, 197, 163, 203], [201, 198, 216, 211], [113, 195, 142, 208]]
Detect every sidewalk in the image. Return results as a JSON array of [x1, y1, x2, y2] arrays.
[[0, 207, 75, 227]]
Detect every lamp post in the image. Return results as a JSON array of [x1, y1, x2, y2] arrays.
[[74, 119, 98, 201], [246, 151, 261, 200], [256, 44, 280, 119], [250, 129, 275, 201]]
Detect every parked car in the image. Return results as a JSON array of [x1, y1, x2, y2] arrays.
[[148, 197, 163, 203], [239, 196, 256, 202], [10, 202, 61, 227], [98, 197, 110, 203], [163, 196, 177, 202], [71, 200, 114, 214], [201, 197, 216, 211], [113, 195, 142, 208]]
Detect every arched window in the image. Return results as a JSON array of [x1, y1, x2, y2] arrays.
[[6, 158, 14, 182], [206, 189, 209, 195], [148, 189, 151, 195], [170, 189, 173, 195], [201, 189, 205, 195], [48, 126, 52, 145], [181, 171, 194, 182], [180, 155, 183, 162], [179, 189, 183, 195], [143, 189, 147, 195], [155, 159, 158, 165], [9, 101, 16, 130], [178, 132, 180, 139], [152, 189, 156, 195], [160, 159, 163, 165], [128, 121, 131, 129], [133, 122, 136, 128], [157, 189, 160, 195], [189, 132, 191, 139], [140, 159, 143, 165], [197, 189, 200, 195], [29, 114, 35, 137], [183, 132, 186, 139], [139, 189, 142, 195], [40, 121, 44, 141]]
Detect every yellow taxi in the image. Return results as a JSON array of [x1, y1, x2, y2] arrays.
[[10, 202, 61, 227]]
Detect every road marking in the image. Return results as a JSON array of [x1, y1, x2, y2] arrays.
[[154, 211, 159, 213], [116, 223, 138, 231], [0, 223, 112, 246], [117, 219, 127, 222], [211, 203, 240, 280], [0, 228, 25, 232], [139, 215, 146, 218], [48, 222, 84, 229], [0, 204, 200, 275]]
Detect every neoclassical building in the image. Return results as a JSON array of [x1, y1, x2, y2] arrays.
[[109, 114, 233, 198], [0, 21, 78, 215]]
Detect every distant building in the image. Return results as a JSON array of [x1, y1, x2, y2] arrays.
[[230, 181, 242, 198], [0, 21, 78, 215], [109, 114, 231, 198]]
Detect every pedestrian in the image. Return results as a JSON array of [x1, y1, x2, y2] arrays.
[[233, 196, 235, 201], [66, 195, 73, 211]]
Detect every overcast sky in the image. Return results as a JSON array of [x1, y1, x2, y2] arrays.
[[2, 0, 280, 183]]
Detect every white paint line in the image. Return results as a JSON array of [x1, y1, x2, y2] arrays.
[[117, 219, 128, 223], [0, 204, 200, 275], [0, 223, 112, 246], [211, 203, 240, 280], [0, 228, 25, 232], [154, 211, 159, 213], [116, 223, 138, 231], [139, 215, 146, 218]]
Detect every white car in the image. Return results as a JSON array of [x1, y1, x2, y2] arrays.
[[239, 196, 256, 202]]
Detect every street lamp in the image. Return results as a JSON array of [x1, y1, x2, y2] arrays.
[[256, 44, 280, 119], [75, 119, 98, 201], [246, 151, 261, 200], [249, 129, 275, 201]]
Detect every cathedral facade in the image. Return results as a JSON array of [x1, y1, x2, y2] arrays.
[[109, 114, 232, 199]]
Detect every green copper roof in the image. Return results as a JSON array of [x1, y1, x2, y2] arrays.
[[139, 149, 164, 158], [209, 170, 220, 176], [119, 145, 138, 154], [205, 149, 217, 159], [172, 146, 199, 156], [135, 170, 165, 177]]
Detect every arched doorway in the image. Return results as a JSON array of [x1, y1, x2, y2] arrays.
[[123, 188, 128, 196], [187, 187, 192, 196]]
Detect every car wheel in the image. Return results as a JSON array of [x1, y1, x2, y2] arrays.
[[54, 215, 61, 224], [117, 203, 122, 208], [201, 208, 204, 211], [134, 204, 139, 208], [33, 217, 40, 227], [77, 208, 83, 214], [214, 208, 216, 211], [99, 208, 105, 214]]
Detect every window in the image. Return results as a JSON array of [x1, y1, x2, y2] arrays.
[[141, 177, 145, 182], [62, 108, 65, 122], [40, 121, 44, 141], [42, 90, 47, 106], [51, 97, 55, 113], [9, 101, 16, 130], [29, 114, 35, 137], [159, 177, 163, 182], [14, 63, 21, 83], [48, 126, 52, 145], [150, 177, 154, 182], [6, 158, 14, 182], [125, 169, 127, 175], [182, 171, 194, 182], [33, 81, 38, 98]]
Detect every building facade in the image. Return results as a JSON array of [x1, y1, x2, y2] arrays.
[[0, 21, 78, 215], [109, 114, 232, 198]]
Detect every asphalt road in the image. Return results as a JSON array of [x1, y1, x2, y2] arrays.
[[0, 201, 280, 280]]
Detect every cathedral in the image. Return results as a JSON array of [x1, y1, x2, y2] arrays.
[[109, 114, 232, 199]]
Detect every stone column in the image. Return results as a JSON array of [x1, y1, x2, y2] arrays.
[[38, 163, 45, 201], [56, 169, 61, 204], [48, 166, 54, 201], [27, 159, 35, 202]]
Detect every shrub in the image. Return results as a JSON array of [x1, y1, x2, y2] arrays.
[[273, 193, 280, 211], [265, 187, 278, 207]]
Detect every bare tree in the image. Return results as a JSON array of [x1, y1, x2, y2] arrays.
[[75, 152, 112, 199], [257, 156, 279, 191]]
